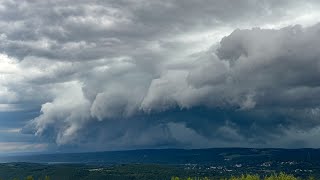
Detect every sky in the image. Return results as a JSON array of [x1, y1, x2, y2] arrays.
[[1, 0, 320, 153]]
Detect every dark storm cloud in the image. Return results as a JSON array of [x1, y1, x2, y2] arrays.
[[1, 0, 320, 151], [24, 23, 320, 149], [1, 0, 318, 61]]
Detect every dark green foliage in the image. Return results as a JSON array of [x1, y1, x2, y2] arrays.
[[0, 163, 318, 180], [173, 173, 312, 180], [25, 176, 34, 180]]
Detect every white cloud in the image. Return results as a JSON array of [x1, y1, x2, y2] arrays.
[[0, 128, 21, 133], [30, 81, 91, 145], [0, 142, 48, 153]]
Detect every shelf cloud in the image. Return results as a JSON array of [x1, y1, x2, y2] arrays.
[[0, 0, 320, 152]]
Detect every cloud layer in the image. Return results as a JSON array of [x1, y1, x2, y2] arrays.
[[0, 0, 320, 152]]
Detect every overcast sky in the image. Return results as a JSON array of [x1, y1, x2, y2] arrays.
[[1, 0, 320, 153]]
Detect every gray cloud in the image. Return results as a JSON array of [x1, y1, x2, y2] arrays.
[[0, 0, 320, 151]]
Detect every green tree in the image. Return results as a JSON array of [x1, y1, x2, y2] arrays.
[[265, 172, 297, 180], [308, 176, 315, 180], [171, 177, 180, 180], [229, 174, 260, 180], [26, 176, 34, 180]]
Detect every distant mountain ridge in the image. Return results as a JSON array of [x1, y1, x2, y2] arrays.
[[1, 148, 320, 165]]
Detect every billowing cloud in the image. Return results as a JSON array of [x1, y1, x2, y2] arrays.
[[146, 24, 320, 111], [0, 0, 320, 151]]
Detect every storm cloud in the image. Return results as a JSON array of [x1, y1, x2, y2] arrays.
[[0, 0, 320, 152]]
